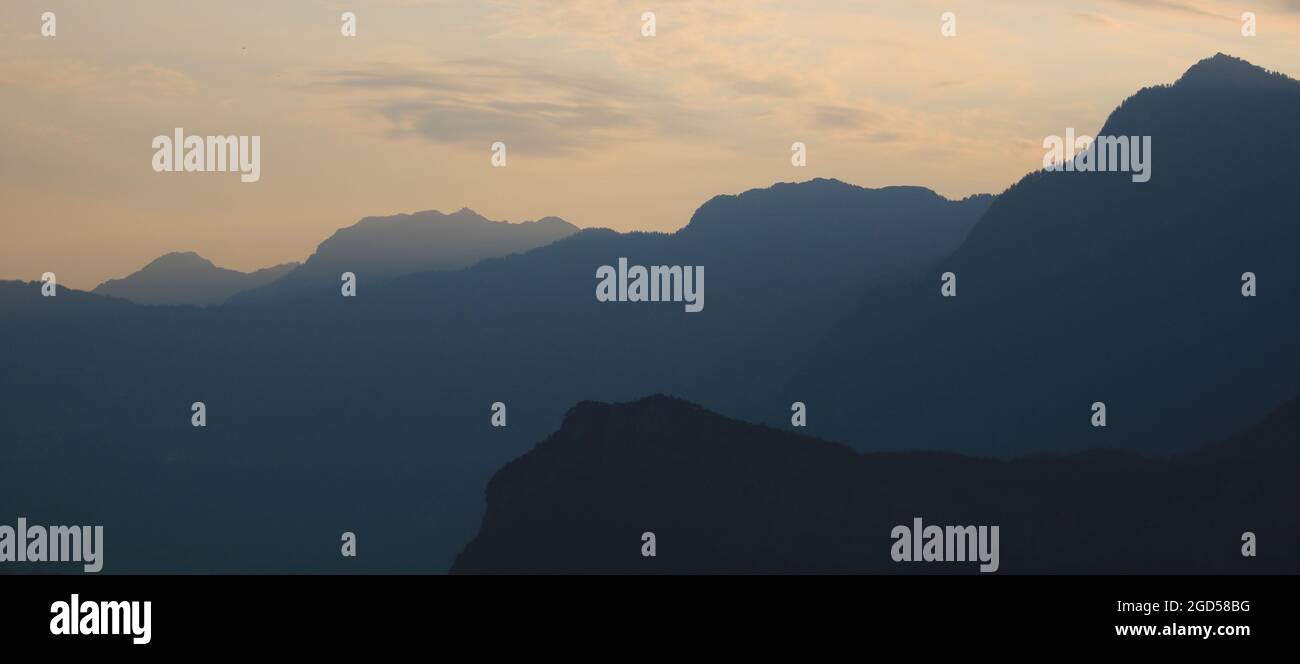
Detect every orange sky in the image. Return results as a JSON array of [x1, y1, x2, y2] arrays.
[[2, 0, 1298, 288]]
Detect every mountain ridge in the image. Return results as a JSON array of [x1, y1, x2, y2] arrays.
[[452, 392, 1300, 573], [2, 52, 1293, 574], [228, 207, 579, 303], [92, 251, 299, 306], [792, 51, 1300, 456]]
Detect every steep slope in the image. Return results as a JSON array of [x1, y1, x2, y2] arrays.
[[793, 53, 1300, 456], [4, 54, 1292, 574], [452, 394, 1300, 574], [92, 252, 298, 306]]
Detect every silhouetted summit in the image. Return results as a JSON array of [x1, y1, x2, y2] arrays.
[[679, 178, 993, 276], [92, 251, 298, 306], [1172, 52, 1296, 91], [452, 394, 1300, 573], [229, 208, 578, 302], [796, 53, 1300, 456], [3, 53, 1294, 574]]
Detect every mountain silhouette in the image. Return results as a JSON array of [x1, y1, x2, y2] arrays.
[[452, 393, 1300, 573], [0, 179, 989, 573], [92, 252, 298, 306], [792, 52, 1300, 457], [264, 179, 993, 424], [1174, 52, 1295, 91], [228, 208, 578, 302], [2, 53, 1293, 574]]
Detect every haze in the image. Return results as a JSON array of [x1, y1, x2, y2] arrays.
[[2, 0, 1297, 288]]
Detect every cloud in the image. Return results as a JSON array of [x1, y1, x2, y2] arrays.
[[0, 58, 197, 100], [310, 59, 693, 154], [1071, 12, 1119, 28], [726, 72, 803, 98], [1102, 0, 1230, 19], [125, 64, 199, 96], [5, 120, 91, 146], [810, 105, 882, 130]]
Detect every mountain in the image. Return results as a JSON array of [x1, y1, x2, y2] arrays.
[[791, 53, 1300, 457], [91, 252, 298, 306], [1173, 52, 1295, 91], [0, 179, 990, 573], [270, 179, 994, 424], [228, 208, 578, 302], [3, 53, 1293, 574], [452, 393, 1300, 573]]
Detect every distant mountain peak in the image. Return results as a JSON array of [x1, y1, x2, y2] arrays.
[[449, 207, 490, 222], [228, 206, 580, 303], [1173, 52, 1296, 90], [354, 207, 575, 231], [144, 251, 216, 270], [93, 252, 298, 306], [533, 215, 572, 227], [445, 208, 577, 230], [679, 178, 992, 240]]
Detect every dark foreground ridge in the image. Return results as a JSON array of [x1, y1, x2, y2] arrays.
[[2, 53, 1293, 575], [0, 178, 991, 572], [453, 394, 1300, 573]]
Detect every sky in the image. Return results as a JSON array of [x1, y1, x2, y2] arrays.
[[2, 0, 1298, 288]]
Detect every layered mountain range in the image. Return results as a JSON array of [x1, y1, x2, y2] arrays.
[[94, 209, 579, 306], [1, 53, 1294, 573]]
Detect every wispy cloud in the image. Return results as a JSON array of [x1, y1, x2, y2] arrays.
[[1101, 0, 1230, 19], [0, 58, 197, 100], [811, 105, 882, 130], [310, 59, 693, 154], [1071, 12, 1119, 28], [723, 71, 804, 98]]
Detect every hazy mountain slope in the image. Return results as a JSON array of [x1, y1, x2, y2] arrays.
[[452, 393, 1300, 574], [0, 179, 990, 573], [302, 179, 994, 421], [228, 208, 578, 302], [792, 53, 1300, 457], [5, 53, 1291, 574], [92, 252, 298, 306]]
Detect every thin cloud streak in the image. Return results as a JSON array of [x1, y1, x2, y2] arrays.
[[310, 59, 704, 154]]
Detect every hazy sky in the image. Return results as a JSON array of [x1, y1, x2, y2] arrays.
[[3, 0, 1298, 288]]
